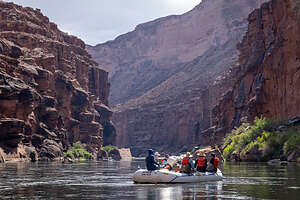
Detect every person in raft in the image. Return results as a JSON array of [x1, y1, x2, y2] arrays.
[[145, 149, 160, 171], [207, 153, 219, 173], [181, 152, 194, 174], [160, 154, 169, 166], [194, 151, 207, 173], [154, 152, 160, 162]]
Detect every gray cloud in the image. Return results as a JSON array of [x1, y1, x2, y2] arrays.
[[6, 0, 201, 45]]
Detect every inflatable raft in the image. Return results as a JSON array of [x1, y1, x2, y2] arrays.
[[133, 169, 223, 183]]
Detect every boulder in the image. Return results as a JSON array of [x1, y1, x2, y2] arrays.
[[118, 148, 132, 161], [25, 146, 38, 162], [287, 151, 298, 162], [108, 149, 121, 161], [288, 117, 300, 126], [39, 139, 63, 160], [0, 148, 5, 163], [240, 145, 262, 162], [97, 149, 108, 160]]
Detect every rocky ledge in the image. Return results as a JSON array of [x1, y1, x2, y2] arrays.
[[0, 1, 115, 162]]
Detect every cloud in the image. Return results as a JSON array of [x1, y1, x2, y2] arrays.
[[6, 0, 202, 45]]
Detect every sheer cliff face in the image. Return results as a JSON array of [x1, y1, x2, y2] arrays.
[[0, 2, 115, 161], [213, 0, 300, 131], [88, 0, 268, 105], [88, 0, 268, 156]]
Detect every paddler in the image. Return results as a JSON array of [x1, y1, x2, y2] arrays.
[[145, 149, 160, 171], [194, 151, 207, 172], [207, 153, 219, 173], [181, 152, 194, 174]]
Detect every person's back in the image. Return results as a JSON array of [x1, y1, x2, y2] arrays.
[[181, 152, 193, 174], [145, 149, 159, 171], [207, 153, 219, 173], [195, 152, 207, 172]]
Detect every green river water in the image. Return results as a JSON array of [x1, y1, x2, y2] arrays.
[[0, 160, 300, 199]]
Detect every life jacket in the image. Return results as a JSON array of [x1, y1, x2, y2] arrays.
[[182, 157, 189, 165], [197, 157, 206, 167], [164, 165, 171, 170], [213, 157, 219, 169]]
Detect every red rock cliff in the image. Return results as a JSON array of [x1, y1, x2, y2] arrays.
[[213, 0, 300, 135], [0, 1, 115, 162]]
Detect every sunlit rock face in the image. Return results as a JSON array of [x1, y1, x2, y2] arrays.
[[213, 0, 300, 132], [88, 0, 268, 156], [0, 1, 115, 161]]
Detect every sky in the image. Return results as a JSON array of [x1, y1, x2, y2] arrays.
[[7, 0, 202, 45]]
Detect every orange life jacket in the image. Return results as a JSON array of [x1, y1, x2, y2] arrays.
[[197, 157, 206, 167], [182, 157, 189, 165], [164, 165, 171, 170], [213, 157, 219, 169]]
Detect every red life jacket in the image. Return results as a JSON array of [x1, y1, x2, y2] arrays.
[[197, 157, 206, 167], [182, 157, 189, 165], [213, 157, 219, 169]]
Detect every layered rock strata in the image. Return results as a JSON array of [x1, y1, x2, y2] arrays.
[[88, 0, 268, 155], [0, 1, 115, 162], [213, 0, 300, 133]]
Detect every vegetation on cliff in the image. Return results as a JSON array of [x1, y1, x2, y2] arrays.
[[223, 117, 300, 162], [63, 142, 92, 160]]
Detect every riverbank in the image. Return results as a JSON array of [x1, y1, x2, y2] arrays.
[[223, 117, 300, 162]]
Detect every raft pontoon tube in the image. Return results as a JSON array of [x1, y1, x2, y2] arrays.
[[133, 169, 223, 183]]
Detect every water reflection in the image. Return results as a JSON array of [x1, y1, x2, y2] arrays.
[[0, 161, 300, 199], [135, 182, 224, 200]]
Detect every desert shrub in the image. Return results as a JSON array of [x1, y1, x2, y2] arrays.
[[223, 117, 275, 160], [102, 145, 117, 154], [223, 116, 300, 161], [63, 142, 92, 160], [283, 129, 300, 156]]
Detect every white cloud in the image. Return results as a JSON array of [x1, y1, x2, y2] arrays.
[[6, 0, 202, 45]]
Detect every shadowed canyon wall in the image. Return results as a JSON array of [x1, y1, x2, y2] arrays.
[[88, 0, 268, 156], [0, 1, 115, 162], [213, 0, 300, 132]]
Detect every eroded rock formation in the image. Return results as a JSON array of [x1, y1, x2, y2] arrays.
[[213, 0, 300, 132], [0, 1, 115, 161], [88, 0, 268, 156]]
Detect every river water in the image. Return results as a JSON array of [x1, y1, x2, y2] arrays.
[[0, 160, 300, 199]]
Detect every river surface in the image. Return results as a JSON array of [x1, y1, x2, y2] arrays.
[[0, 160, 300, 199]]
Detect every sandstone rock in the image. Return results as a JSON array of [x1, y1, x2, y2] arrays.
[[0, 1, 114, 161], [24, 146, 38, 162], [0, 148, 5, 163], [288, 117, 300, 126], [108, 149, 121, 161], [118, 148, 132, 161], [240, 145, 262, 162], [213, 0, 300, 136], [0, 118, 25, 147], [39, 139, 63, 160], [287, 151, 298, 162], [97, 150, 108, 160]]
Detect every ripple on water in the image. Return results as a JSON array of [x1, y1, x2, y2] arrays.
[[1, 161, 300, 200], [224, 176, 287, 186]]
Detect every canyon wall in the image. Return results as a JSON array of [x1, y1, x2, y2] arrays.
[[88, 0, 268, 156], [213, 0, 300, 132], [0, 1, 115, 162]]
